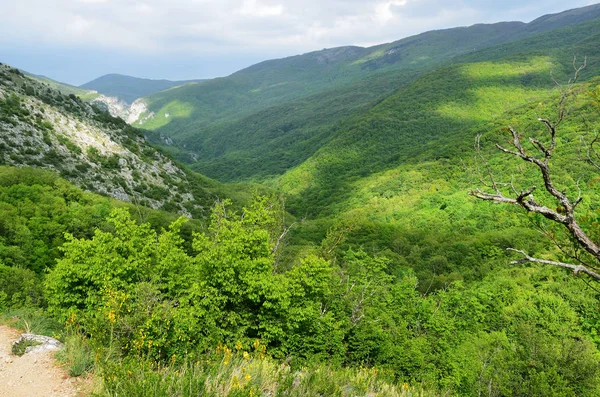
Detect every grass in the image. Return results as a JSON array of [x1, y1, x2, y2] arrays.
[[0, 308, 62, 337], [56, 334, 95, 377], [97, 348, 438, 397], [11, 338, 41, 356], [137, 100, 195, 130]]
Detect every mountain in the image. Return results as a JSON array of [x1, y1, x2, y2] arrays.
[[271, 17, 600, 216], [80, 74, 204, 104], [519, 2, 600, 35], [256, 24, 600, 300], [23, 72, 155, 131], [4, 5, 600, 396], [23, 71, 100, 101], [0, 63, 227, 217], [131, 23, 522, 137], [133, 3, 600, 183]]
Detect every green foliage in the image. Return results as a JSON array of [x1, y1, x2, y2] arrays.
[[0, 166, 204, 277], [45, 198, 342, 361], [41, 194, 600, 395], [98, 351, 432, 397], [11, 338, 41, 356], [45, 208, 192, 317], [57, 135, 81, 155], [142, 10, 600, 184], [0, 166, 112, 274], [4, 9, 600, 396], [0, 93, 29, 126], [55, 334, 94, 377], [0, 264, 44, 307]]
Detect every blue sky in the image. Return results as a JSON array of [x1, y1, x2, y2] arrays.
[[0, 0, 596, 85]]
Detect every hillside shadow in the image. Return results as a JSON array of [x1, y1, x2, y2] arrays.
[[282, 54, 585, 217]]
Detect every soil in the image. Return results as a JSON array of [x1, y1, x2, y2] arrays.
[[0, 326, 89, 397]]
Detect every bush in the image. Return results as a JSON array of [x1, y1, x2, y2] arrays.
[[0, 264, 44, 307]]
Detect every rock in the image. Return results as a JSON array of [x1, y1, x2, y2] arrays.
[[13, 334, 64, 354]]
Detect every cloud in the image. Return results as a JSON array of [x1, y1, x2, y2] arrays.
[[375, 0, 407, 23], [68, 15, 93, 34], [0, 0, 595, 83], [239, 0, 284, 17], [0, 0, 594, 55]]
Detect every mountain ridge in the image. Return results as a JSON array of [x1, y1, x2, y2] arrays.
[[81, 73, 205, 104], [0, 63, 226, 217], [132, 3, 600, 177]]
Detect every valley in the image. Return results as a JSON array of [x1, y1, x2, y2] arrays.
[[2, 3, 600, 396]]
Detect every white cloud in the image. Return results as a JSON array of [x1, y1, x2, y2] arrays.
[[239, 0, 284, 17], [0, 0, 595, 56], [68, 15, 93, 34], [375, 0, 408, 23], [133, 2, 156, 16]]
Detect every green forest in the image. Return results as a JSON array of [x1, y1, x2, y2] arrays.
[[3, 165, 600, 396], [3, 4, 600, 397]]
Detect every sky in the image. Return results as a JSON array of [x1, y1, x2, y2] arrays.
[[0, 0, 597, 85]]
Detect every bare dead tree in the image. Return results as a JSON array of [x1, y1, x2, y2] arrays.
[[581, 133, 600, 172], [271, 221, 297, 255], [271, 196, 304, 271], [469, 58, 600, 280]]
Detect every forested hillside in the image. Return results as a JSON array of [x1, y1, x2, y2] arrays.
[[2, 3, 600, 396], [132, 4, 600, 180], [2, 165, 600, 396]]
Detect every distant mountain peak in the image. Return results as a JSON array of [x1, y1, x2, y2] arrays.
[[80, 74, 204, 104]]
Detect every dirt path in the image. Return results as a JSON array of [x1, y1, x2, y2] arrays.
[[0, 326, 85, 397]]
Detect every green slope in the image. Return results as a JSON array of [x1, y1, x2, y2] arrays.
[[81, 73, 204, 104], [275, 41, 600, 215], [139, 4, 600, 183], [150, 68, 422, 180], [22, 71, 100, 101], [0, 63, 260, 218], [152, 11, 600, 182], [264, 30, 600, 289], [134, 22, 531, 137]]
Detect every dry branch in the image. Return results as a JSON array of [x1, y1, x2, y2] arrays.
[[470, 59, 600, 280], [508, 249, 600, 280]]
